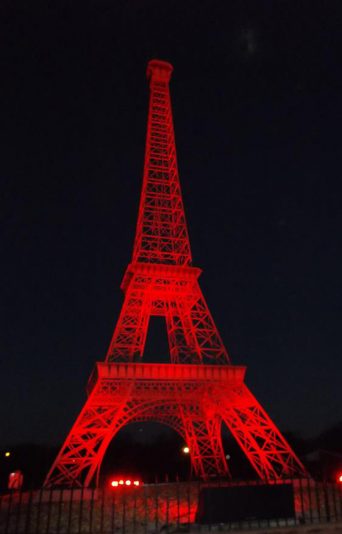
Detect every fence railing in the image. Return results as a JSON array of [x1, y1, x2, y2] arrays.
[[0, 479, 341, 533]]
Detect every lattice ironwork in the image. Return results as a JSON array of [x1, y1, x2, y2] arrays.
[[45, 60, 307, 488], [133, 61, 191, 266]]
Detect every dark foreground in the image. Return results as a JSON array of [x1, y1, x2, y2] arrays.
[[1, 479, 342, 533]]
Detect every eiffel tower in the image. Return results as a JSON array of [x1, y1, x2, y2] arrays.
[[45, 60, 307, 487]]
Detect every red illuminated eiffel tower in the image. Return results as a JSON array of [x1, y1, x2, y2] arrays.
[[45, 60, 307, 487]]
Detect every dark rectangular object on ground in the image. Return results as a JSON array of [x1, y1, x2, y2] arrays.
[[196, 483, 295, 524]]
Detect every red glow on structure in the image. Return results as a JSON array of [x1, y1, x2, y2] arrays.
[[44, 59, 308, 489]]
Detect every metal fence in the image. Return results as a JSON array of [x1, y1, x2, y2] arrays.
[[0, 479, 341, 533]]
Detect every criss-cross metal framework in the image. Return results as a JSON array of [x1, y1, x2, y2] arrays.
[[45, 60, 307, 488]]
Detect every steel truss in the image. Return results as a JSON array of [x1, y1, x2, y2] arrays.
[[45, 60, 307, 487], [45, 364, 306, 487]]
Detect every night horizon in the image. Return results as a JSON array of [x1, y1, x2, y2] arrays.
[[1, 0, 342, 463]]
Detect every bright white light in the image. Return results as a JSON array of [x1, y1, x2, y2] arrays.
[[182, 446, 190, 454]]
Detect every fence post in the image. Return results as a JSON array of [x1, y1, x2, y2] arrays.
[[298, 477, 306, 524], [67, 488, 74, 533], [122, 488, 127, 534], [133, 489, 137, 534], [45, 487, 54, 533], [144, 484, 148, 534], [338, 481, 342, 519], [331, 482, 338, 522], [315, 480, 321, 523], [165, 483, 170, 532], [78, 486, 84, 533], [154, 481, 159, 533], [307, 478, 313, 524], [4, 489, 14, 534], [24, 489, 33, 534], [111, 490, 116, 534], [187, 481, 191, 526], [56, 488, 64, 534], [89, 487, 95, 534], [176, 476, 180, 530], [323, 480, 331, 523], [14, 488, 23, 534], [100, 489, 105, 534]]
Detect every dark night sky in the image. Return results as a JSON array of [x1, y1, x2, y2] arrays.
[[1, 0, 342, 449]]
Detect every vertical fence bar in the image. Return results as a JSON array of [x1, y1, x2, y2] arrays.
[[196, 480, 202, 533], [144, 485, 148, 534], [307, 478, 313, 524], [122, 489, 126, 534], [331, 482, 338, 522], [269, 480, 274, 528], [67, 488, 74, 533], [24, 489, 33, 534], [165, 483, 169, 532], [208, 485, 212, 533], [78, 487, 84, 534], [298, 478, 305, 524], [323, 480, 331, 523], [56, 488, 64, 534], [89, 488, 94, 534], [315, 480, 321, 523], [14, 488, 23, 534], [0, 494, 3, 534], [132, 489, 137, 534], [176, 478, 180, 531], [283, 480, 288, 527], [45, 487, 53, 534], [338, 482, 342, 519], [100, 490, 105, 534], [111, 492, 116, 534], [290, 478, 295, 526], [154, 484, 159, 533], [5, 489, 14, 534], [36, 488, 43, 533], [187, 482, 191, 526]]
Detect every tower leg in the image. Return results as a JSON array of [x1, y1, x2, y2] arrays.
[[106, 283, 151, 362], [188, 288, 229, 364], [220, 384, 307, 480], [179, 405, 229, 479], [165, 283, 230, 365], [166, 301, 201, 363], [44, 382, 137, 487]]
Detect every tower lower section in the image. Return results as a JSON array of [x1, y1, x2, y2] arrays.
[[44, 363, 306, 487]]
